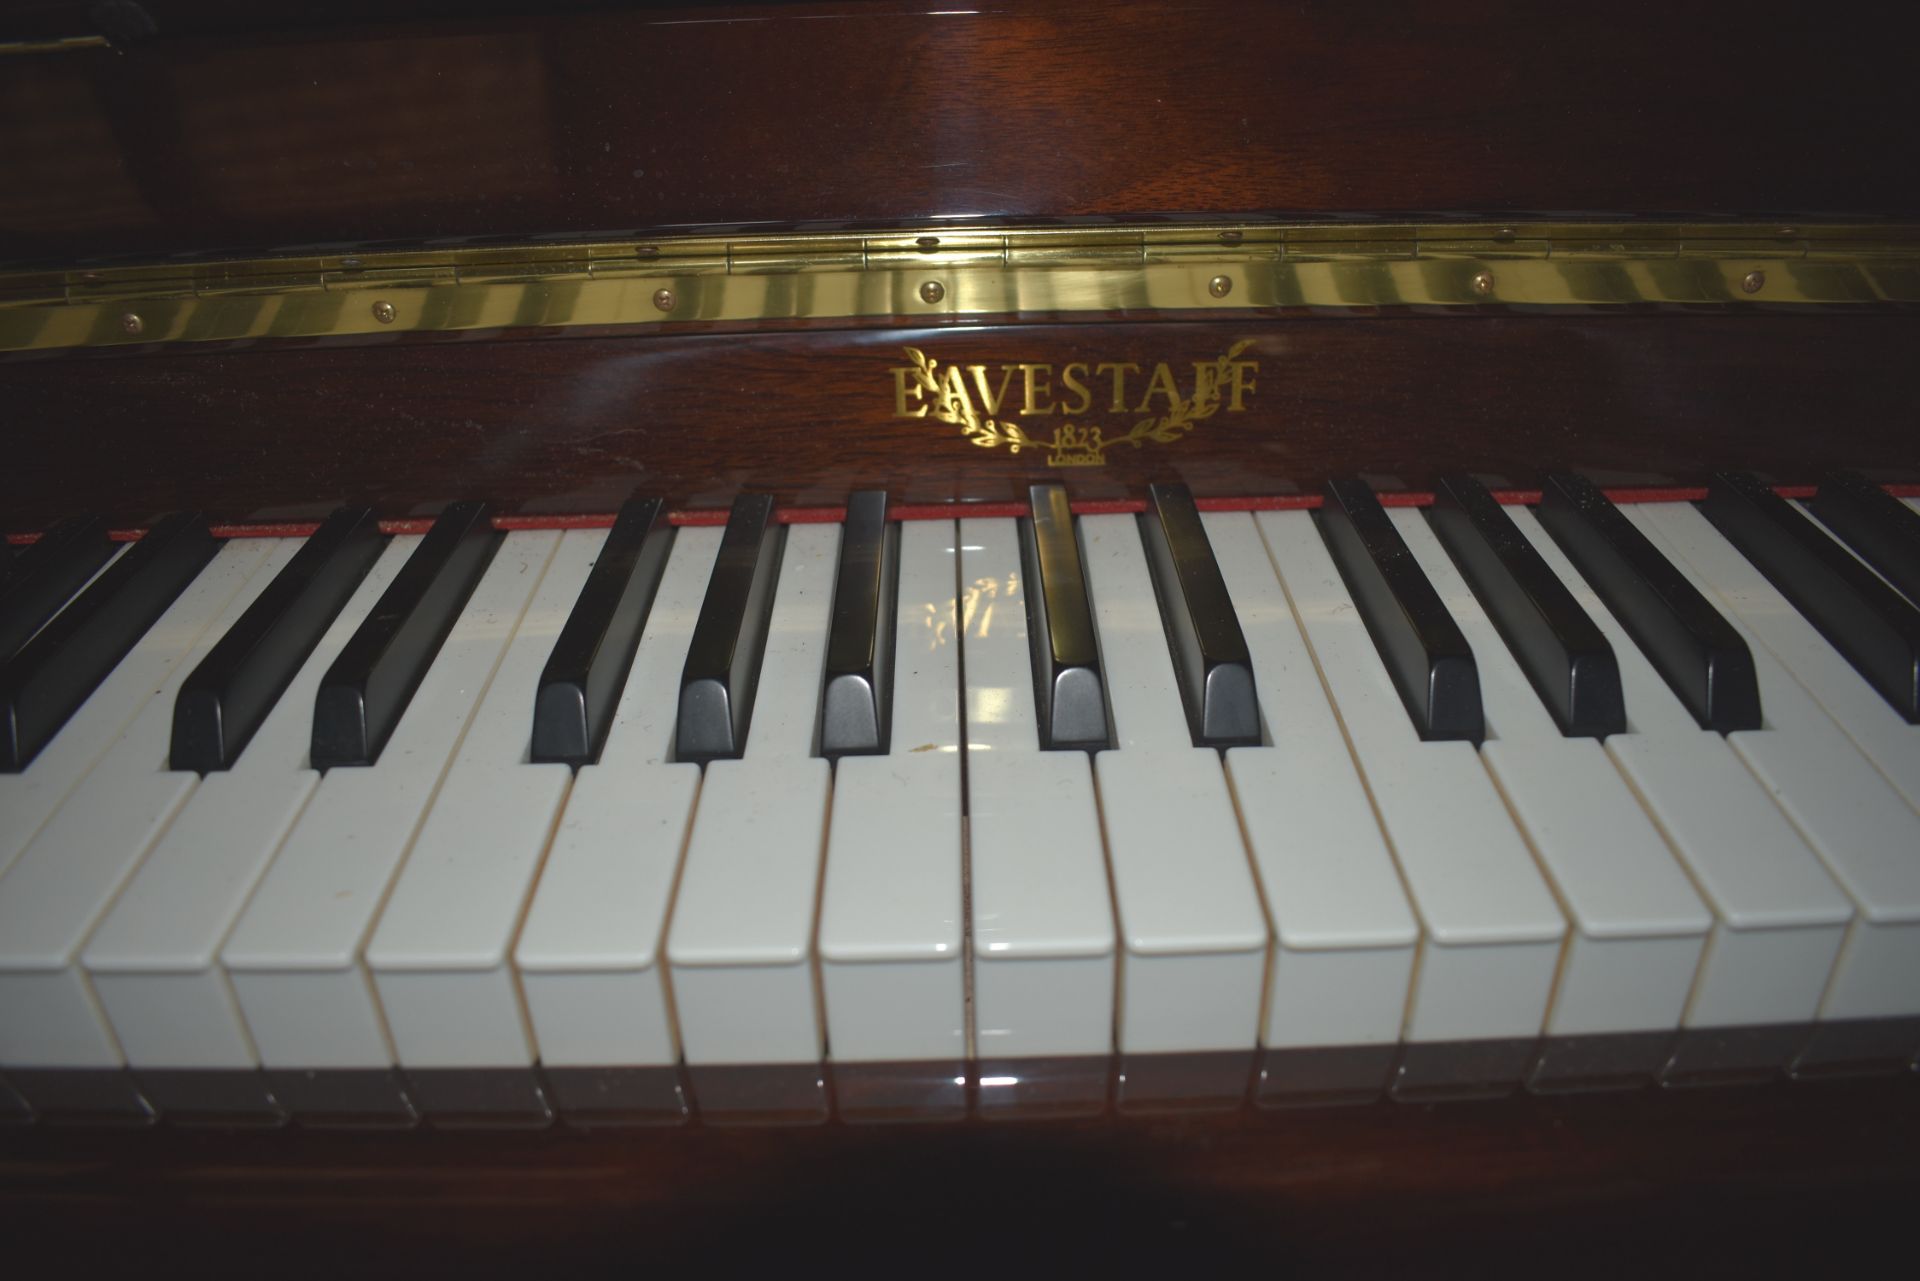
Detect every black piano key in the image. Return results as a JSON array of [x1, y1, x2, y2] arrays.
[[1810, 471, 1920, 608], [1427, 475, 1626, 739], [531, 495, 675, 767], [1020, 484, 1109, 751], [1535, 473, 1761, 733], [170, 506, 385, 774], [311, 501, 499, 769], [1, 512, 219, 772], [0, 513, 116, 660], [1703, 471, 1920, 722], [819, 490, 897, 760], [1315, 479, 1484, 744], [676, 494, 783, 764], [1140, 482, 1261, 748]]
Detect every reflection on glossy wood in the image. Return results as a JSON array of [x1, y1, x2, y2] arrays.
[[0, 1077, 1914, 1265], [3, 315, 1917, 533]]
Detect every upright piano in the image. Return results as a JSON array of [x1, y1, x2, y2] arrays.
[[1, 0, 1917, 1265]]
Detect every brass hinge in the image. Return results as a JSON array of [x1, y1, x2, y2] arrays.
[[4, 220, 1918, 353], [0, 34, 109, 56]]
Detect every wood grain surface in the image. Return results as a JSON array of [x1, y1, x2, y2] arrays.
[[0, 1077, 1914, 1272], [3, 0, 1918, 262], [5, 313, 1915, 533]]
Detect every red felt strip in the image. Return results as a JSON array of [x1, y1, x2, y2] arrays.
[[23, 481, 1913, 541]]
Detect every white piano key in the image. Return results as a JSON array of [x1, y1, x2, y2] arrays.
[[818, 521, 964, 1065], [1628, 503, 1920, 1025], [1203, 511, 1419, 1054], [882, 520, 963, 755], [1390, 507, 1712, 1040], [665, 756, 829, 1063], [961, 517, 1114, 1063], [743, 523, 840, 761], [0, 539, 300, 1071], [665, 523, 838, 1066], [362, 531, 600, 1071], [220, 531, 560, 1072], [514, 766, 699, 1068], [1708, 501, 1920, 811], [514, 527, 719, 1071], [1079, 514, 1191, 750], [1257, 510, 1566, 1046], [1607, 735, 1852, 1024], [1512, 506, 1854, 1031], [0, 538, 270, 880], [967, 749, 1114, 1057], [81, 536, 415, 1072], [1092, 749, 1267, 1052], [1733, 735, 1920, 1022], [1078, 514, 1267, 1055], [957, 517, 1039, 752], [597, 527, 725, 771], [818, 752, 963, 1061]]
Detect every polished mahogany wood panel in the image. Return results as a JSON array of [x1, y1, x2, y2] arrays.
[[0, 1080, 1915, 1268], [3, 0, 1919, 262], [4, 314, 1917, 534]]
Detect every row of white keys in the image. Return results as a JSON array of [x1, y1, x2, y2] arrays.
[[1509, 507, 1854, 1064], [1075, 514, 1267, 1095], [1256, 510, 1566, 1091], [663, 522, 838, 1112], [358, 532, 597, 1115], [961, 517, 1114, 1108], [0, 539, 295, 1080], [77, 536, 417, 1096], [1390, 508, 1713, 1067], [218, 532, 561, 1092], [1626, 504, 1920, 1053], [512, 527, 719, 1102], [1204, 512, 1418, 1089], [816, 520, 965, 1088], [0, 539, 256, 881]]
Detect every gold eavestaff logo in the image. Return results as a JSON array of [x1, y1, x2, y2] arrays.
[[890, 341, 1257, 467]]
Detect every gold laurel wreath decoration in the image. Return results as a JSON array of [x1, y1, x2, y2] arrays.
[[903, 340, 1252, 466]]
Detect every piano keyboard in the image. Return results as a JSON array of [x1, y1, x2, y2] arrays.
[[0, 476, 1916, 1128]]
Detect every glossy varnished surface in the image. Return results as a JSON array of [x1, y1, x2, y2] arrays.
[[3, 315, 1917, 533], [0, 1079, 1914, 1267], [3, 0, 1920, 262]]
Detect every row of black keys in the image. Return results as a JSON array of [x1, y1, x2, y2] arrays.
[[2, 470, 1917, 775], [1019, 469, 1920, 751]]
